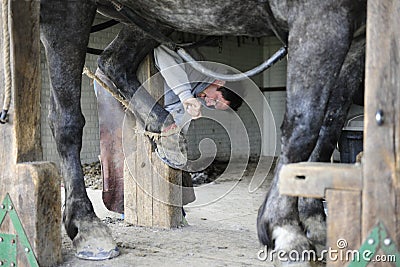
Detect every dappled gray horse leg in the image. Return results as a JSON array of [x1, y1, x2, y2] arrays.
[[40, 0, 118, 259], [98, 26, 175, 132], [257, 0, 355, 256], [300, 32, 366, 252], [98, 27, 188, 168]]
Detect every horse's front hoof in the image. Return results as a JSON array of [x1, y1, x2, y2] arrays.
[[72, 218, 120, 261], [75, 246, 119, 260]]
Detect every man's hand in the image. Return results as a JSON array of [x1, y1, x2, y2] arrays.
[[183, 97, 202, 119]]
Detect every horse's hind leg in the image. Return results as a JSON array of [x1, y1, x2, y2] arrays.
[[40, 0, 119, 260], [258, 0, 356, 259], [98, 26, 175, 132], [298, 30, 365, 254], [97, 27, 188, 167]]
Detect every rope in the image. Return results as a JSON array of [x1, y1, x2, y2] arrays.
[[1, 0, 11, 123], [82, 66, 180, 139], [83, 66, 129, 110]]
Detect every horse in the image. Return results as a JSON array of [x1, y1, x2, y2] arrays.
[[40, 0, 366, 261]]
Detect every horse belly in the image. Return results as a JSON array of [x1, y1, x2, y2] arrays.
[[118, 0, 273, 36]]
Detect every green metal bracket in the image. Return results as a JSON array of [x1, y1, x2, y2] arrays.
[[348, 221, 399, 266], [0, 233, 17, 266], [0, 193, 39, 267]]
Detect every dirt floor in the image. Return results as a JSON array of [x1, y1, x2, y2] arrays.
[[57, 158, 317, 267]]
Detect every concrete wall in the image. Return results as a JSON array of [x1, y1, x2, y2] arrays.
[[40, 15, 287, 165]]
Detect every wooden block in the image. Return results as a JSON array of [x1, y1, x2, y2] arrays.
[[16, 163, 62, 266], [124, 148, 182, 228], [325, 190, 361, 267], [279, 162, 362, 198], [123, 54, 182, 228], [151, 150, 182, 228], [0, 163, 61, 267]]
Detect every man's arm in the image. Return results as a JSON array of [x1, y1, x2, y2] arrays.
[[154, 45, 201, 118], [154, 45, 193, 102]]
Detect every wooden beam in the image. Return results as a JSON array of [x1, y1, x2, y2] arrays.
[[124, 55, 182, 228], [279, 162, 362, 198], [0, 1, 61, 266], [363, 0, 400, 249]]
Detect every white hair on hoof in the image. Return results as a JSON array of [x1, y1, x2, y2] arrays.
[[272, 225, 311, 252], [271, 225, 314, 264]]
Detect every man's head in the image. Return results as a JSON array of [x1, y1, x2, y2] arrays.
[[198, 80, 243, 111]]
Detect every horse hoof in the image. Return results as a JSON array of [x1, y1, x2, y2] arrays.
[[75, 246, 120, 260], [155, 148, 186, 169], [153, 128, 188, 169], [72, 219, 120, 261]]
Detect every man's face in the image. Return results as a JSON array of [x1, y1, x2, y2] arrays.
[[199, 82, 230, 110]]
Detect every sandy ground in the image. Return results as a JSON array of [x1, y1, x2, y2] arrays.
[[57, 161, 279, 267]]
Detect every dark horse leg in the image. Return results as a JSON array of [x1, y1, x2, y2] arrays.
[[98, 26, 175, 132], [97, 26, 186, 168], [257, 0, 356, 257], [40, 0, 118, 259], [299, 29, 366, 253]]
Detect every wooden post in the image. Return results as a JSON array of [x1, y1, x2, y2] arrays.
[[0, 1, 61, 266], [363, 0, 400, 254], [124, 55, 182, 228]]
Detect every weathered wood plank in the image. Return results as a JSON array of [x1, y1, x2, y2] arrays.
[[124, 54, 182, 228], [135, 130, 154, 227], [151, 151, 182, 228], [326, 190, 361, 267], [279, 163, 362, 198], [0, 1, 61, 266], [15, 163, 62, 266], [122, 106, 138, 225], [363, 0, 400, 250], [123, 156, 138, 225], [123, 111, 138, 225]]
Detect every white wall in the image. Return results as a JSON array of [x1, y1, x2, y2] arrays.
[[262, 91, 286, 156], [261, 37, 287, 157]]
